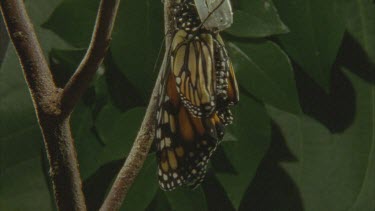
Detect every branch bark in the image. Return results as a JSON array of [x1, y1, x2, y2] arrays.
[[99, 51, 166, 211], [60, 0, 120, 116], [99, 0, 174, 210], [0, 1, 85, 210], [1, 0, 120, 210], [0, 0, 56, 108]]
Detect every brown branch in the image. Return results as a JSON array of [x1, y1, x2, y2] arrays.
[[0, 0, 56, 109], [1, 0, 121, 210], [0, 1, 87, 210], [60, 0, 120, 116], [0, 0, 85, 210], [99, 52, 165, 211], [99, 0, 174, 210]]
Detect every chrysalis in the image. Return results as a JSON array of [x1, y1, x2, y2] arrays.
[[194, 0, 233, 31]]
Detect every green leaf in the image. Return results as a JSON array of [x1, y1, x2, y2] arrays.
[[0, 47, 43, 168], [165, 187, 208, 211], [146, 190, 172, 211], [120, 155, 159, 211], [71, 103, 103, 179], [0, 157, 54, 210], [216, 95, 271, 209], [273, 0, 346, 90], [226, 0, 289, 37], [43, 0, 99, 47], [26, 0, 70, 52], [41, 0, 168, 102], [266, 69, 375, 210], [95, 103, 122, 143], [95, 105, 146, 163], [0, 51, 48, 211], [50, 49, 86, 86], [94, 74, 109, 108], [346, 0, 375, 64], [227, 40, 301, 114], [104, 56, 146, 110], [72, 103, 146, 180], [0, 16, 9, 68], [111, 0, 163, 100]]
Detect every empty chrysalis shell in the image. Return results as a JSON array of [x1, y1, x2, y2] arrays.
[[194, 0, 233, 31]]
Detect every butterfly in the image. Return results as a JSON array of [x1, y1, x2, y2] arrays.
[[155, 0, 239, 191]]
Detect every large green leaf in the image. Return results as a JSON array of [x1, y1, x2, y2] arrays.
[[226, 0, 289, 37], [120, 155, 159, 211], [0, 49, 52, 210], [146, 190, 172, 211], [95, 105, 146, 163], [346, 0, 375, 64], [227, 40, 301, 114], [216, 95, 271, 209], [267, 69, 375, 210], [0, 157, 54, 210], [165, 187, 208, 211], [0, 16, 9, 67], [25, 0, 70, 52], [71, 103, 103, 180], [43, 0, 99, 47], [111, 0, 163, 100], [75, 104, 155, 209], [0, 47, 43, 169], [273, 0, 346, 90], [43, 0, 160, 100]]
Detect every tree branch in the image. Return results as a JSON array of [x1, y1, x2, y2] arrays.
[[0, 0, 86, 210], [0, 0, 57, 111], [0, 1, 87, 210], [60, 0, 120, 116], [99, 52, 165, 211], [1, 0, 121, 210], [99, 0, 174, 210]]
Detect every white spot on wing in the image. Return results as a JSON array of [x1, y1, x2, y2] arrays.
[[163, 174, 168, 181]]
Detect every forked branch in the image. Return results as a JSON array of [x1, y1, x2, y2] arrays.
[[0, 0, 121, 210], [61, 0, 120, 116]]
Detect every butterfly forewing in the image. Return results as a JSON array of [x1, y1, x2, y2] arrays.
[[171, 30, 216, 118]]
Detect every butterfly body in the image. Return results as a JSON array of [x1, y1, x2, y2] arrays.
[[155, 0, 238, 191]]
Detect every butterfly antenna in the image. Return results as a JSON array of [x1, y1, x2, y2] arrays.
[[153, 27, 175, 73]]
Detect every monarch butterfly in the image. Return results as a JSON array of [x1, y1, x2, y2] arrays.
[[155, 0, 239, 191]]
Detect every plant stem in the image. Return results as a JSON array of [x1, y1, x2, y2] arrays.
[[99, 0, 174, 210], [0, 0, 121, 209]]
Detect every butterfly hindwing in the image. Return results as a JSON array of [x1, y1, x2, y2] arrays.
[[214, 34, 239, 106], [156, 70, 223, 191]]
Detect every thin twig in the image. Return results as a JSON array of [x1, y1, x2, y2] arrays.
[[60, 0, 120, 116], [99, 0, 174, 210]]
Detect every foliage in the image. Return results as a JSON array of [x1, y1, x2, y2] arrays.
[[0, 0, 374, 210]]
